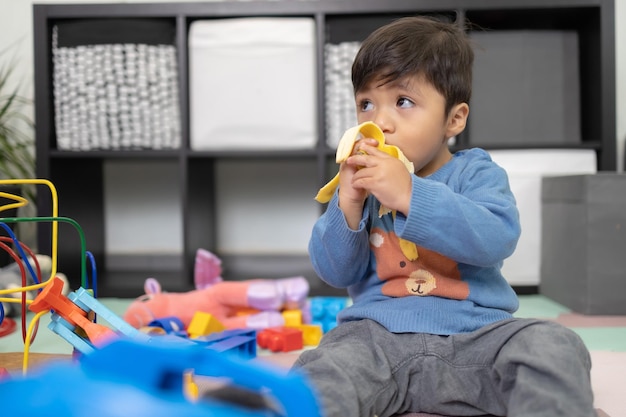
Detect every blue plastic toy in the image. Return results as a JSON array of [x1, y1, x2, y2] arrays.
[[0, 338, 321, 417], [194, 328, 257, 359], [310, 296, 348, 333], [148, 316, 188, 337]]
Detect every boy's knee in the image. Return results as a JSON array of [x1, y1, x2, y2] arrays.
[[524, 321, 591, 369]]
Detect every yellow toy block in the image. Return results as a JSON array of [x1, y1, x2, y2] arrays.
[[187, 311, 225, 338], [291, 324, 323, 346], [282, 309, 303, 327]]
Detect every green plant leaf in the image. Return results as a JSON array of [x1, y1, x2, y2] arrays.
[[0, 46, 36, 204]]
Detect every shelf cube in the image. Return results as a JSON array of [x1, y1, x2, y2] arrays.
[[189, 17, 317, 151]]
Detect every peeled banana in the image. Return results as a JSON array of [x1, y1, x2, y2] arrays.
[[315, 121, 414, 205], [315, 122, 418, 260]]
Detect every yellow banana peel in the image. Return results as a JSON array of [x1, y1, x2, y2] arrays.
[[315, 121, 418, 260], [315, 121, 414, 205]]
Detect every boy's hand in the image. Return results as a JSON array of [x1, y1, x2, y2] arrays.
[[347, 141, 412, 216], [337, 142, 370, 230]]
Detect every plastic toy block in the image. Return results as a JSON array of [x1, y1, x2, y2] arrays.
[[310, 296, 348, 333], [195, 329, 257, 359], [0, 338, 321, 417], [257, 326, 303, 353], [187, 311, 225, 338], [289, 324, 323, 346], [0, 367, 10, 380], [281, 309, 302, 327], [148, 317, 187, 337]]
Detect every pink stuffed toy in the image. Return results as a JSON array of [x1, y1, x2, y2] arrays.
[[123, 249, 310, 330]]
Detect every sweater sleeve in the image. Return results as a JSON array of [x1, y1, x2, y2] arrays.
[[395, 154, 520, 267], [308, 193, 373, 288]]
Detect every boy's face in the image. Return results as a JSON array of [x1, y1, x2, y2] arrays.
[[354, 74, 467, 177]]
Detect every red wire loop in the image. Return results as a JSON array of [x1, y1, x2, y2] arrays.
[[0, 238, 42, 343]]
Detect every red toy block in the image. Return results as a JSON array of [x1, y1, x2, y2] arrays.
[[257, 326, 303, 353], [0, 367, 10, 380]]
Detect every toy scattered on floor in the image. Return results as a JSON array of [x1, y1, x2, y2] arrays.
[[28, 275, 261, 360], [282, 309, 303, 326], [310, 296, 348, 333], [257, 326, 303, 353], [187, 311, 225, 338], [195, 328, 257, 359], [194, 248, 223, 290], [289, 324, 323, 346], [123, 249, 310, 331], [0, 338, 322, 417], [280, 309, 323, 346], [147, 316, 188, 337]]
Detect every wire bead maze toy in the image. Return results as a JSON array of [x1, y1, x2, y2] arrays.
[[0, 179, 97, 374]]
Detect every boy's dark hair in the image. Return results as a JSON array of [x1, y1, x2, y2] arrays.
[[352, 16, 473, 116]]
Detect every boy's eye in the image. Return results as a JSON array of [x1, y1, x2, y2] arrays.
[[359, 100, 373, 112], [397, 97, 414, 108]]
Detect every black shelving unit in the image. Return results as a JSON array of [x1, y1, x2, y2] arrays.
[[33, 0, 616, 297]]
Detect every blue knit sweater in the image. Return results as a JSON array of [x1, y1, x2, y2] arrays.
[[309, 148, 521, 335]]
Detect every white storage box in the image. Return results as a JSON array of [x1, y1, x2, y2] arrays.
[[488, 150, 596, 286], [189, 18, 317, 150]]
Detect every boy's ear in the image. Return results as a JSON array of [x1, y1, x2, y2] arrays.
[[445, 103, 469, 139]]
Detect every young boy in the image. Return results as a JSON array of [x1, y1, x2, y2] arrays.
[[293, 16, 595, 417]]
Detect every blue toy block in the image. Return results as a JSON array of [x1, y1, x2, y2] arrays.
[[0, 338, 321, 417], [195, 329, 257, 359], [310, 296, 348, 333]]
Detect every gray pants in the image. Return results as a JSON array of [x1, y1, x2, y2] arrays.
[[293, 318, 594, 417]]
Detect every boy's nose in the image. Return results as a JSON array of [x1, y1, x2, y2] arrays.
[[372, 111, 393, 134]]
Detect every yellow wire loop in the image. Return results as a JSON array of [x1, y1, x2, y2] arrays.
[[0, 280, 51, 295], [0, 179, 59, 284], [0, 297, 33, 305], [22, 309, 51, 375]]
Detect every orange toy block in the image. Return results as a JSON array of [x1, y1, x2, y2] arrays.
[[187, 311, 225, 339]]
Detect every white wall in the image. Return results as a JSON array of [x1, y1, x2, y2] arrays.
[[1, 0, 624, 256]]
